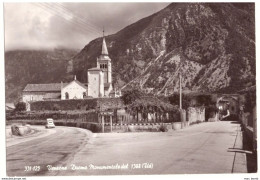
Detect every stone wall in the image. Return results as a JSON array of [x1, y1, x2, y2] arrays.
[[103, 122, 186, 133], [239, 106, 257, 152], [187, 107, 205, 124]]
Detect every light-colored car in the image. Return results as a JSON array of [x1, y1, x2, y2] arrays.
[[45, 118, 55, 128]]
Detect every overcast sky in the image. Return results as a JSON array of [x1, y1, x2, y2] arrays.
[[4, 3, 170, 51]]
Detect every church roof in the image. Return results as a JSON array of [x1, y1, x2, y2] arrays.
[[23, 83, 68, 92], [88, 67, 102, 71], [101, 37, 108, 55], [62, 80, 88, 90], [74, 80, 88, 89]]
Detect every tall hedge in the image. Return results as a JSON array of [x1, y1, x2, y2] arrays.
[[30, 99, 98, 111], [30, 98, 124, 111]]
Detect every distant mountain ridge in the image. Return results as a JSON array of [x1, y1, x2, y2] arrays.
[[72, 3, 255, 95], [5, 49, 78, 102], [5, 3, 255, 102]]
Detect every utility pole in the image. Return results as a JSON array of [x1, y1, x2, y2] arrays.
[[179, 61, 185, 129], [179, 56, 182, 110], [179, 73, 182, 110]]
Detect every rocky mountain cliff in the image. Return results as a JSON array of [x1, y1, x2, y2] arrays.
[[73, 3, 255, 95], [5, 49, 78, 102], [5, 3, 255, 103]]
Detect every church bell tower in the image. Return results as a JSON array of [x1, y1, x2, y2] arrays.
[[97, 29, 112, 84]]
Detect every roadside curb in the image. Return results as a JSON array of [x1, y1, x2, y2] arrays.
[[232, 124, 248, 173]]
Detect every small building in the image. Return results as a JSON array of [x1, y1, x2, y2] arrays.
[[22, 83, 65, 102]]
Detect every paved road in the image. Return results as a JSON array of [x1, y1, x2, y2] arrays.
[[6, 121, 247, 176], [6, 126, 91, 176]]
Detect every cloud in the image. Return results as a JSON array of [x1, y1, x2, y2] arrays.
[[4, 2, 169, 51]]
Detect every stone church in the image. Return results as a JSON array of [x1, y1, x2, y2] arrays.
[[22, 35, 121, 103]]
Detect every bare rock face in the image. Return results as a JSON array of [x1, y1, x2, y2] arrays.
[[72, 3, 255, 95], [6, 3, 255, 101]]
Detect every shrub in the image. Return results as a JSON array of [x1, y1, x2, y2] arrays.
[[159, 124, 168, 132], [31, 99, 98, 111], [53, 104, 60, 111], [77, 103, 81, 110], [15, 102, 26, 111], [190, 120, 202, 126], [121, 88, 143, 105], [168, 93, 191, 109]]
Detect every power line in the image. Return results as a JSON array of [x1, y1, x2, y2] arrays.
[[33, 3, 91, 35], [38, 3, 99, 35], [33, 3, 100, 36], [41, 3, 101, 35], [53, 2, 101, 32]]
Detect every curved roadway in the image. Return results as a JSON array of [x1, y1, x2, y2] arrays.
[[6, 126, 91, 176], [6, 121, 248, 176]]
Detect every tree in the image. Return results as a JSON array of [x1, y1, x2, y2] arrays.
[[121, 88, 143, 105], [168, 93, 191, 109], [196, 95, 215, 106], [15, 102, 26, 111], [244, 91, 256, 113]]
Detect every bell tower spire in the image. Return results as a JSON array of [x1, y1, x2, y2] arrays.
[[97, 28, 112, 85], [101, 27, 109, 55]]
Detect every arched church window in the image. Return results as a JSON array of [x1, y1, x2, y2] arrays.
[[65, 92, 69, 99], [83, 92, 87, 98]]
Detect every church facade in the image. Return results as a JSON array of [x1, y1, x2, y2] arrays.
[[87, 36, 113, 98], [22, 35, 121, 104]]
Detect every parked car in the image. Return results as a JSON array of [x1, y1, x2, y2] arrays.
[[45, 118, 55, 128]]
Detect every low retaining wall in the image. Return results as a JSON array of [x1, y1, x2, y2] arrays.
[[102, 121, 191, 133], [239, 106, 257, 152], [187, 107, 205, 123]]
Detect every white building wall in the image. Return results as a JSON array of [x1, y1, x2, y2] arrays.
[[61, 81, 87, 100], [108, 61, 112, 84], [99, 72, 104, 97], [104, 85, 113, 97], [97, 56, 112, 84], [22, 92, 45, 103], [88, 71, 104, 98]]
